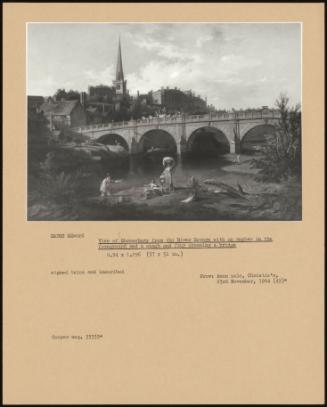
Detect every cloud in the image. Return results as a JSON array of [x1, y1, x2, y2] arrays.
[[28, 75, 56, 96], [134, 37, 198, 63], [220, 54, 262, 68], [196, 35, 213, 48], [27, 23, 301, 108], [84, 65, 115, 85]]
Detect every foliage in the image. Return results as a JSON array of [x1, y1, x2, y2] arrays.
[[40, 147, 102, 175], [129, 98, 144, 120], [130, 104, 158, 120], [54, 88, 80, 101], [28, 110, 52, 174], [109, 96, 131, 122], [37, 169, 83, 203], [61, 127, 88, 144], [253, 94, 301, 182]]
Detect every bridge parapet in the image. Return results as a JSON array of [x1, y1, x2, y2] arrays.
[[73, 109, 281, 134]]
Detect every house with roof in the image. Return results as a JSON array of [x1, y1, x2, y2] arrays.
[[38, 98, 86, 129], [28, 96, 45, 113]]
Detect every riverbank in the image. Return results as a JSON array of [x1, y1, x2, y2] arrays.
[[28, 155, 301, 221]]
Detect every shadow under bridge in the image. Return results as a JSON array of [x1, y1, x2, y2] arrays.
[[186, 126, 230, 160]]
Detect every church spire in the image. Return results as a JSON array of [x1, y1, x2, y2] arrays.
[[116, 37, 124, 81], [113, 36, 127, 100]]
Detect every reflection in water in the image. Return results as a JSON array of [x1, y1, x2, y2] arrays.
[[100, 152, 230, 185], [189, 134, 230, 157], [130, 152, 178, 176], [98, 126, 233, 182], [101, 156, 130, 179], [181, 153, 231, 170]]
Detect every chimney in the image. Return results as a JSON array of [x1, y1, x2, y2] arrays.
[[49, 113, 53, 130], [80, 92, 87, 107]]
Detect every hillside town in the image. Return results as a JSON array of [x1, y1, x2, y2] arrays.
[[28, 39, 215, 136], [28, 33, 301, 221]]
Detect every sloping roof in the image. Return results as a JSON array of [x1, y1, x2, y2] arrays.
[[39, 100, 79, 116], [28, 95, 44, 104]]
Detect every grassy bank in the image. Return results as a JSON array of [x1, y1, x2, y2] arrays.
[[28, 157, 301, 221]]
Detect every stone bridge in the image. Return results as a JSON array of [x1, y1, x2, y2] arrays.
[[73, 109, 281, 155]]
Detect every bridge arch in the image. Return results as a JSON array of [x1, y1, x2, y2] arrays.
[[186, 126, 230, 156], [138, 129, 177, 155], [241, 124, 276, 154], [96, 133, 129, 151]]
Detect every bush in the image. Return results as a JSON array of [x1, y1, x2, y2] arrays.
[[253, 94, 301, 182], [28, 110, 52, 175], [38, 169, 85, 204]]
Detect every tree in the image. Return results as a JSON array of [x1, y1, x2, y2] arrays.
[[130, 99, 143, 120], [28, 110, 52, 174], [54, 89, 80, 101], [253, 93, 301, 182], [66, 90, 81, 100], [54, 89, 67, 100], [112, 96, 132, 122]]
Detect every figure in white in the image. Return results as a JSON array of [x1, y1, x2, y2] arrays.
[[160, 156, 176, 194], [100, 173, 113, 198]]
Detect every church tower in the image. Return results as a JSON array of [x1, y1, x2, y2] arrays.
[[112, 37, 127, 97]]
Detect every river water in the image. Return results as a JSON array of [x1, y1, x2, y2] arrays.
[[103, 152, 236, 190]]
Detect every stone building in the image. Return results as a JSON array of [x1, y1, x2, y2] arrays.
[[84, 38, 130, 122], [88, 85, 115, 103], [38, 98, 87, 129], [152, 87, 207, 114], [28, 96, 44, 113]]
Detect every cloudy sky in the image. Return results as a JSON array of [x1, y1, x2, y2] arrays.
[[27, 23, 301, 109]]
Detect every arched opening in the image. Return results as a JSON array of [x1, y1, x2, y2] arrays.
[[187, 127, 230, 158], [135, 130, 178, 174], [138, 129, 177, 155], [96, 133, 129, 151], [241, 125, 276, 155]]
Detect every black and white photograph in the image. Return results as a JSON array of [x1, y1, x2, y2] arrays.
[[27, 23, 302, 221]]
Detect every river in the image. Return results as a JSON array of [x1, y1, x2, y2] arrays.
[[104, 152, 239, 191]]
